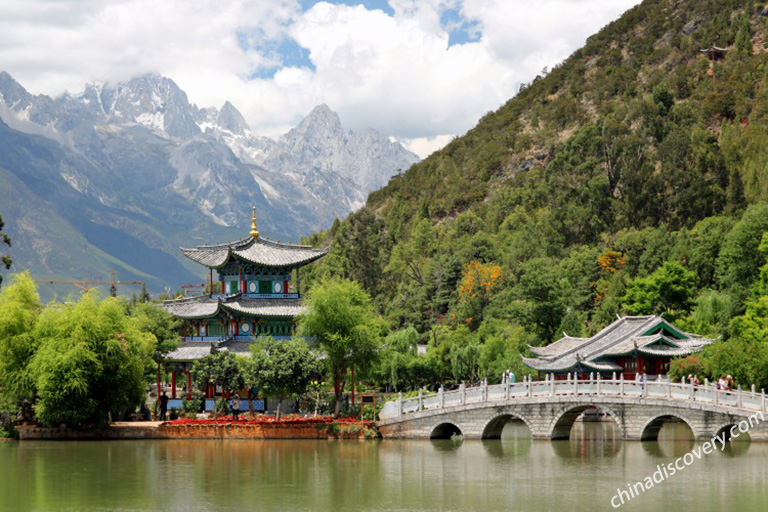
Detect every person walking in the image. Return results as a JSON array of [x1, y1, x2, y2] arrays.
[[159, 392, 169, 421], [231, 394, 241, 421]]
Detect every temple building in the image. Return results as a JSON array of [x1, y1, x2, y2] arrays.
[[159, 207, 327, 407], [699, 46, 728, 61], [522, 315, 713, 380]]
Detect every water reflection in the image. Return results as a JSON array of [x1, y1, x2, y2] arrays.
[[481, 421, 532, 458], [551, 419, 621, 460], [643, 422, 695, 458], [430, 437, 463, 452], [2, 430, 767, 512]]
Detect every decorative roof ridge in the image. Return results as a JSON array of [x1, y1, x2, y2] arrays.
[[162, 295, 215, 305], [181, 235, 327, 253], [257, 236, 327, 251], [580, 315, 661, 362], [545, 315, 646, 362], [180, 236, 252, 251]]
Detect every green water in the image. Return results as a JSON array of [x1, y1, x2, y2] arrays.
[[1, 423, 766, 512]]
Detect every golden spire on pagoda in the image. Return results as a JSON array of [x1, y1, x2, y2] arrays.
[[249, 206, 260, 239]]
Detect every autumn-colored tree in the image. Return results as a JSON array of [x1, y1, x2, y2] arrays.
[[457, 261, 503, 329], [597, 250, 628, 273]]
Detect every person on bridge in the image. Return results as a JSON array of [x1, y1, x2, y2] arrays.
[[509, 371, 515, 384]]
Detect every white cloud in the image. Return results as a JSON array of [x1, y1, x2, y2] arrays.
[[0, 0, 641, 158]]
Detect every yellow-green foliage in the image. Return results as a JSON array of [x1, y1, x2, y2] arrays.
[[0, 274, 159, 427]]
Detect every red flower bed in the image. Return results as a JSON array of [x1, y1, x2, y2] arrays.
[[166, 415, 371, 426]]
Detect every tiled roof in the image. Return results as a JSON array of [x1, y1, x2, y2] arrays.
[[165, 338, 255, 361], [522, 315, 713, 371], [181, 236, 327, 269], [165, 342, 215, 361], [581, 360, 623, 371], [529, 335, 590, 357], [161, 295, 305, 319]]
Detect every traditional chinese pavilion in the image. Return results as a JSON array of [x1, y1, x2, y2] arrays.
[[159, 207, 326, 406], [522, 315, 713, 380], [699, 46, 728, 61]]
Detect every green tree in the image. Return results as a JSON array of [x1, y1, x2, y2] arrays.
[[0, 272, 41, 403], [247, 337, 321, 420], [29, 292, 155, 427], [377, 327, 419, 391], [128, 302, 181, 364], [509, 257, 572, 343], [734, 13, 752, 55], [717, 204, 768, 299], [621, 261, 697, 321], [298, 277, 384, 416], [190, 351, 245, 419], [0, 213, 10, 287]]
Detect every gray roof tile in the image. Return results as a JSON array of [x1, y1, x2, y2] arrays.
[[161, 295, 305, 319], [181, 236, 327, 269], [523, 315, 713, 371]]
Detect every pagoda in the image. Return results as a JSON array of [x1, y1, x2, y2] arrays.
[[159, 207, 327, 406], [522, 315, 713, 381]]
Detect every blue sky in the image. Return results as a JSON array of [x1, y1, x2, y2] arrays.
[[0, 0, 641, 157]]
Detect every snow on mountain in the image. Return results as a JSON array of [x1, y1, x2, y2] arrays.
[[0, 71, 419, 292]]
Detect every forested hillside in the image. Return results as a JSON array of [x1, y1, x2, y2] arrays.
[[301, 0, 768, 390]]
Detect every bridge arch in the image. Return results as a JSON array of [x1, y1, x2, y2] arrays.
[[549, 405, 623, 440], [481, 413, 533, 440], [640, 414, 696, 441], [430, 422, 463, 439], [715, 422, 752, 443]]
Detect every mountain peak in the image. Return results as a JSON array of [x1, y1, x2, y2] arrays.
[[108, 73, 199, 139], [0, 71, 33, 108], [286, 104, 344, 146], [217, 101, 250, 135]]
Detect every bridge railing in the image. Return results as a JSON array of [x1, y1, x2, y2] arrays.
[[386, 375, 768, 419]]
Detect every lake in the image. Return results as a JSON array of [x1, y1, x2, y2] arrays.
[[2, 423, 767, 512]]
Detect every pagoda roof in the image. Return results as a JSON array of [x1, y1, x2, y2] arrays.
[[181, 235, 327, 269], [522, 315, 713, 371], [165, 338, 255, 361], [161, 294, 304, 319]]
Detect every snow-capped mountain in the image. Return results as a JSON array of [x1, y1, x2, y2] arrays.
[[0, 71, 419, 295]]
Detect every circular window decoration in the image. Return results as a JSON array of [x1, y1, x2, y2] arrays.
[[240, 322, 251, 334], [249, 282, 257, 293], [273, 281, 282, 293]]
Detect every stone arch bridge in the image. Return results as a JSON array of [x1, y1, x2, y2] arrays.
[[377, 377, 768, 441]]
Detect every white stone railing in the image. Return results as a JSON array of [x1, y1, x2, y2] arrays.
[[388, 373, 768, 418]]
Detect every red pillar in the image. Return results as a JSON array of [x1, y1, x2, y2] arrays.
[[351, 367, 355, 404], [187, 371, 192, 400], [156, 363, 162, 399], [171, 371, 177, 399]]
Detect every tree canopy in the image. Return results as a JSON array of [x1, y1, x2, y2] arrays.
[[190, 351, 244, 417], [0, 273, 176, 427], [298, 277, 384, 416], [246, 336, 321, 419]]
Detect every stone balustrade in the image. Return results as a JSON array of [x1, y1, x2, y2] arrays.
[[378, 374, 768, 441]]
